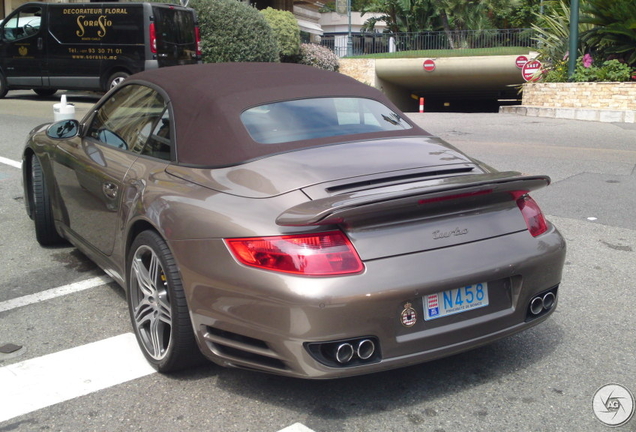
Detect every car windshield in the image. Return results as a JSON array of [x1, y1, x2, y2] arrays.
[[241, 97, 412, 144]]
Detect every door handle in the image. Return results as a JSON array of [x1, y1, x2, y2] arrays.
[[37, 37, 43, 50], [102, 182, 118, 199]]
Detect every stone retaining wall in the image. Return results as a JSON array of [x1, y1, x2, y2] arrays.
[[522, 82, 636, 110], [339, 58, 376, 87]]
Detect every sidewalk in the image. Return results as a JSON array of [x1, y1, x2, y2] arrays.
[[500, 105, 636, 123]]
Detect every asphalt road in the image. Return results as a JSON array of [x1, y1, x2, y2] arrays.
[[1, 91, 635, 432]]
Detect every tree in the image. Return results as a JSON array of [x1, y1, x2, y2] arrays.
[[491, 0, 541, 29], [361, 0, 439, 33], [433, 0, 521, 47], [580, 0, 636, 67], [360, 0, 527, 47], [532, 0, 592, 65]]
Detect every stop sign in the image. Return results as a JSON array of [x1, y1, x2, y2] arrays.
[[423, 59, 436, 72], [522, 60, 542, 82]]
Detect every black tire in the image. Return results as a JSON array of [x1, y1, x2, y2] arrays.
[[30, 156, 64, 246], [107, 72, 129, 91], [33, 88, 58, 97], [0, 72, 8, 99], [127, 230, 204, 372]]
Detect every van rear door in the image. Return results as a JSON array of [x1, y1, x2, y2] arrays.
[[151, 5, 199, 67]]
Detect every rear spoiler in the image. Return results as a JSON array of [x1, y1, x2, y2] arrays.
[[276, 171, 550, 226]]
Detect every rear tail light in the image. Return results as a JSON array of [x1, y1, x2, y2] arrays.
[[516, 194, 548, 237], [195, 26, 202, 57], [225, 231, 364, 276], [149, 22, 157, 54]]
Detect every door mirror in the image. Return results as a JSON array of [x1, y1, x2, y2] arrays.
[[47, 119, 80, 139]]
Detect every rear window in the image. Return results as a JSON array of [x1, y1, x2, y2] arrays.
[[241, 98, 412, 144], [153, 7, 196, 45]]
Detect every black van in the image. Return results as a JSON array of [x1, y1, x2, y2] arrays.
[[0, 2, 201, 98]]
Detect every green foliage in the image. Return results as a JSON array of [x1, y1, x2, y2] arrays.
[[321, 0, 375, 12], [359, 0, 532, 43], [542, 59, 568, 82], [188, 0, 278, 63], [361, 0, 439, 33], [260, 7, 301, 61], [571, 58, 599, 82], [542, 56, 633, 82], [298, 44, 340, 71], [531, 0, 576, 65], [496, 0, 540, 28], [580, 0, 636, 67], [595, 59, 634, 81]]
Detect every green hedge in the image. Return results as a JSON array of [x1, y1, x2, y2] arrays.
[[189, 0, 279, 63], [260, 7, 300, 61]]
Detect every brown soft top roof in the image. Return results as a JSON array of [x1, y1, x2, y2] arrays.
[[125, 62, 423, 167]]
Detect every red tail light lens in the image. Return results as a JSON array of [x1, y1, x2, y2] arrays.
[[149, 22, 157, 54], [195, 26, 202, 56], [516, 195, 548, 237], [225, 231, 364, 276]]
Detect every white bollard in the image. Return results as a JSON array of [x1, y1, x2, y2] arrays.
[[53, 94, 75, 121]]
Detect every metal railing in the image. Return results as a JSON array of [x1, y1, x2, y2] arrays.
[[321, 28, 537, 57]]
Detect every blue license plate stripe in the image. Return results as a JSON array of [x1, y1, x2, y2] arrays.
[[424, 283, 489, 321]]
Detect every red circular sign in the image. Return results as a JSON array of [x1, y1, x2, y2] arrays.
[[515, 55, 529, 69], [423, 59, 436, 72], [522, 60, 542, 82]]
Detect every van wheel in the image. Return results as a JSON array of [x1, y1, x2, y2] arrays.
[[33, 89, 58, 97], [0, 72, 8, 99], [108, 72, 129, 90]]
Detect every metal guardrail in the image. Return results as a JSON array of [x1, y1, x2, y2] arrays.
[[321, 28, 537, 57]]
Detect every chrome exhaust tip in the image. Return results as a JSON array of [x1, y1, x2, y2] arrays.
[[542, 292, 556, 310], [335, 343, 354, 364], [356, 339, 375, 360], [530, 296, 544, 315]]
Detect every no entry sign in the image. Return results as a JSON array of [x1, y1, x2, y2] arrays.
[[423, 59, 436, 72], [515, 55, 529, 69], [522, 60, 542, 82]]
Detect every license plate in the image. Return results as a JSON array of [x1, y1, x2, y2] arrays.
[[424, 282, 489, 321]]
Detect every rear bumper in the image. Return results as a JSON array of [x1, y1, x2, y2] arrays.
[[176, 224, 566, 379]]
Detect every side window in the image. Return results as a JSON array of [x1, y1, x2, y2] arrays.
[[87, 85, 167, 154], [141, 109, 172, 161], [2, 7, 42, 41]]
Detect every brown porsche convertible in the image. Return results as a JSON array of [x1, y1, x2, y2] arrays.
[[22, 63, 566, 379]]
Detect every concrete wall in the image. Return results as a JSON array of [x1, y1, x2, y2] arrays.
[[339, 58, 376, 87], [339, 58, 414, 110], [522, 82, 636, 110]]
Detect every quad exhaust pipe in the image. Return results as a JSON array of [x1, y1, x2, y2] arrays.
[[529, 291, 557, 316], [306, 337, 380, 367], [335, 339, 376, 364]]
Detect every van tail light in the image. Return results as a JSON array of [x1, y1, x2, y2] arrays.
[[149, 22, 157, 54], [195, 26, 202, 56], [516, 194, 548, 237], [225, 231, 364, 276]]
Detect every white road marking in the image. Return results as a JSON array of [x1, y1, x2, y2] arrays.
[[0, 275, 113, 313], [0, 275, 314, 430], [278, 423, 316, 432], [0, 333, 156, 423], [0, 156, 21, 169]]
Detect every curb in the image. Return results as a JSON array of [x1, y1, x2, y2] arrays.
[[500, 105, 636, 123]]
